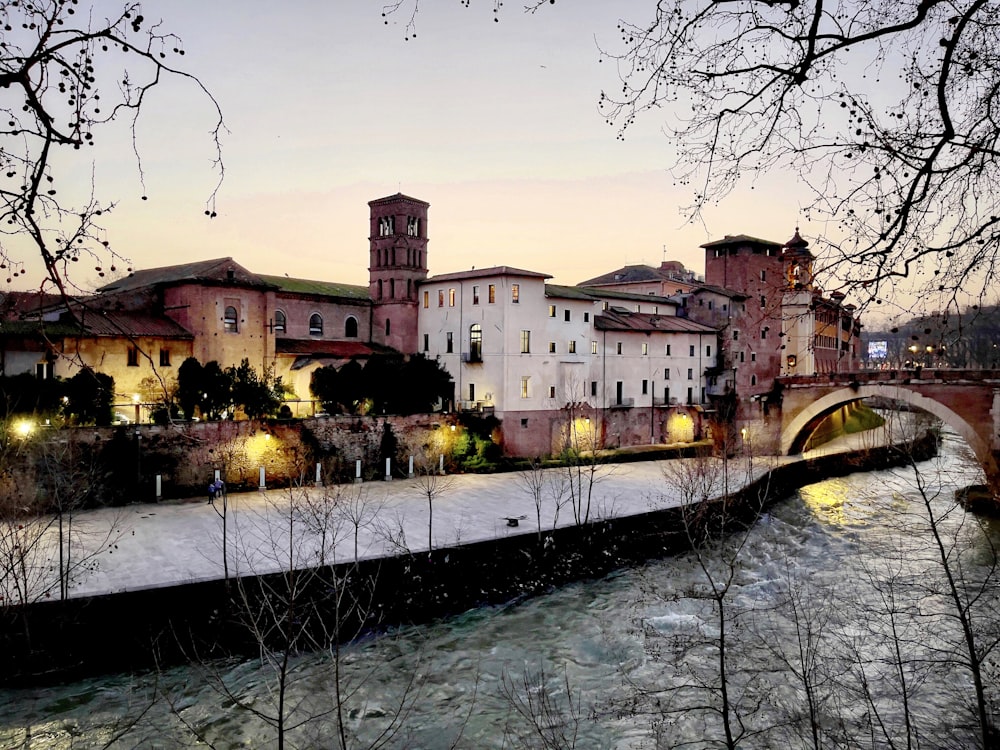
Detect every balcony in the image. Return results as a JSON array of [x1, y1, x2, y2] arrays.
[[609, 397, 635, 409], [459, 400, 494, 414], [460, 351, 483, 364]]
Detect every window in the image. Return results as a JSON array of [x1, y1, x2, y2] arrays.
[[521, 418, 529, 428], [642, 379, 648, 395], [616, 381, 623, 405], [568, 340, 576, 354], [438, 290, 444, 307], [617, 342, 623, 355], [706, 345, 712, 357], [469, 324, 482, 361], [689, 345, 695, 356], [564, 309, 571, 322], [309, 313, 323, 336], [469, 383, 475, 401], [35, 361, 52, 379], [378, 216, 394, 236], [224, 305, 238, 333], [449, 288, 456, 307], [642, 343, 649, 356], [751, 351, 757, 362], [664, 368, 669, 379], [446, 332, 454, 353], [521, 376, 530, 398], [761, 329, 768, 340], [687, 387, 694, 404], [722, 303, 728, 311], [664, 386, 670, 404], [511, 284, 520, 303], [733, 330, 739, 341], [159, 349, 171, 367], [345, 316, 358, 338], [423, 291, 429, 308], [760, 295, 766, 309], [591, 381, 597, 397], [760, 269, 766, 282], [751, 374, 758, 386], [549, 342, 556, 353], [591, 341, 598, 354], [666, 344, 672, 356], [548, 305, 556, 318], [708, 301, 713, 311], [740, 351, 745, 363], [687, 368, 693, 380], [377, 279, 383, 299], [385, 318, 391, 336], [473, 285, 480, 305], [584, 312, 590, 322], [127, 347, 139, 367], [423, 333, 429, 352], [548, 385, 556, 398], [274, 310, 286, 333], [390, 279, 395, 298], [520, 330, 531, 354], [488, 284, 496, 304], [407, 216, 419, 236], [602, 301, 609, 311]]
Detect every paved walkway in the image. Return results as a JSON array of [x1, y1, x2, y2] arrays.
[[10, 421, 912, 601]]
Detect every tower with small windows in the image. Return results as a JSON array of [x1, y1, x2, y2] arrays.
[[368, 193, 429, 353]]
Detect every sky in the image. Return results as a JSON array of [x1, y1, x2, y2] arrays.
[[21, 1, 812, 294]]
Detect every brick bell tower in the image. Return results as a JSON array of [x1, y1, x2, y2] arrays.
[[368, 193, 429, 353]]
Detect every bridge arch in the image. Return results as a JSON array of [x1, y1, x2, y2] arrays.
[[780, 384, 990, 470]]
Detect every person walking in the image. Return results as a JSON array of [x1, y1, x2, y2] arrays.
[[207, 480, 216, 504]]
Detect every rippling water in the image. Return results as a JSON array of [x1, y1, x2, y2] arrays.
[[2, 427, 997, 749]]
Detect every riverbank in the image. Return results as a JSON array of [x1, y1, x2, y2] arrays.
[[0, 425, 939, 685]]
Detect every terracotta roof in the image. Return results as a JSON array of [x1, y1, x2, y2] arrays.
[[0, 291, 72, 320], [274, 339, 387, 358], [97, 258, 275, 294], [577, 264, 670, 287], [582, 287, 682, 306], [595, 309, 717, 334], [423, 266, 551, 284], [699, 234, 783, 250], [544, 284, 599, 301], [258, 274, 371, 301], [72, 309, 193, 338]]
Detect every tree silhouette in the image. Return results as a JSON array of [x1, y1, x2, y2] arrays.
[[0, 1, 223, 297]]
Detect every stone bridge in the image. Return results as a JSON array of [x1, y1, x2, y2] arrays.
[[775, 370, 1000, 495]]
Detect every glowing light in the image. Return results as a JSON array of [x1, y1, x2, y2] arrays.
[[14, 420, 33, 438]]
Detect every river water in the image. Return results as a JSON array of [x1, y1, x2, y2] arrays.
[[1, 425, 997, 749]]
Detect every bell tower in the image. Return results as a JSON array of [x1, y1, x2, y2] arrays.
[[368, 193, 429, 353]]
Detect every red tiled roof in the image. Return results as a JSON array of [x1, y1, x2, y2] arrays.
[[595, 309, 717, 334], [72, 309, 193, 338], [275, 339, 382, 358], [96, 258, 275, 294]]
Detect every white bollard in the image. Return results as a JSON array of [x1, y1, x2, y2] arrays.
[[315, 462, 322, 487], [385, 457, 392, 481], [439, 454, 444, 475], [408, 455, 414, 478], [155, 474, 162, 501], [355, 459, 362, 484], [258, 466, 266, 490]]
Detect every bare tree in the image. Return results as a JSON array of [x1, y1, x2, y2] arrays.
[[412, 453, 454, 554], [0, 1, 223, 296]]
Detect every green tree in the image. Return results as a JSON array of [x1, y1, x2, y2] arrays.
[[176, 357, 204, 420], [310, 365, 342, 414], [228, 359, 282, 420], [63, 369, 113, 426]]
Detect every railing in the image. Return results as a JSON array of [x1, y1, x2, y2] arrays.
[[458, 400, 494, 414], [610, 397, 635, 409]]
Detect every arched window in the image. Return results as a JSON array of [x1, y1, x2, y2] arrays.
[[309, 313, 323, 336], [390, 278, 395, 298], [274, 310, 286, 333], [224, 306, 238, 333], [385, 318, 391, 336], [469, 323, 482, 362], [345, 316, 358, 338]]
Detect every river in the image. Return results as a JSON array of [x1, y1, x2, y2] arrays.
[[1, 424, 997, 749]]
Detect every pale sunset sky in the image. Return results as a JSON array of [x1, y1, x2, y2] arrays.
[[31, 1, 812, 294]]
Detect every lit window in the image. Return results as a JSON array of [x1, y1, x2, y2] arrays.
[[473, 286, 480, 305], [511, 284, 520, 303], [548, 305, 556, 317], [274, 310, 286, 333], [549, 342, 556, 353], [423, 291, 429, 308], [345, 316, 358, 338], [438, 290, 444, 307], [642, 343, 648, 356], [224, 306, 238, 333], [469, 324, 482, 361], [309, 313, 323, 336], [591, 341, 598, 355], [521, 376, 530, 398], [127, 347, 139, 367], [520, 330, 531, 354], [449, 288, 456, 307], [488, 284, 496, 304], [568, 340, 576, 354], [548, 385, 556, 398]]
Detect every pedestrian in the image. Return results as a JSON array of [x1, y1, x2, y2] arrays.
[[207, 481, 216, 505], [213, 478, 225, 502]]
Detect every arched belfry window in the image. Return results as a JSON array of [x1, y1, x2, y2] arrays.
[[309, 313, 323, 336], [274, 310, 286, 333], [224, 306, 238, 333], [345, 316, 358, 338]]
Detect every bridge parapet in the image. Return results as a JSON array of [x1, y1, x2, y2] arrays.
[[780, 370, 1000, 389]]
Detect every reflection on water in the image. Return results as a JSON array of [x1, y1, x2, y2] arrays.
[[0, 427, 996, 748]]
